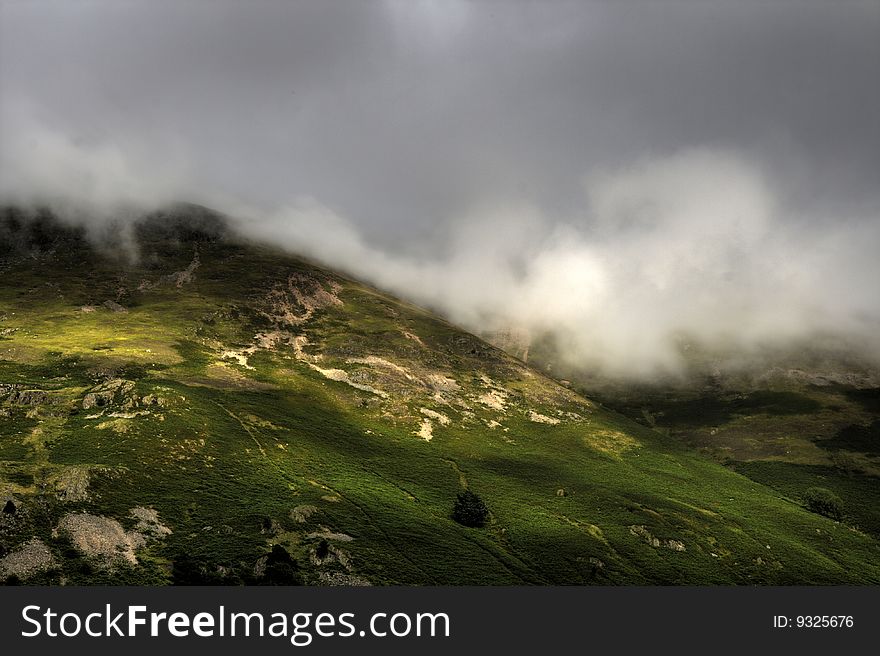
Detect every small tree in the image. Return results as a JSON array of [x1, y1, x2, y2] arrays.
[[803, 487, 844, 521], [452, 490, 489, 528]]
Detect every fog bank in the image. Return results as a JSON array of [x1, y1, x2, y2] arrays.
[[2, 1, 878, 377]]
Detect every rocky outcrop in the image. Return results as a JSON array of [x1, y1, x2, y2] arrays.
[[55, 508, 172, 567], [82, 378, 136, 410], [261, 273, 343, 326], [6, 389, 49, 406], [629, 525, 687, 552]]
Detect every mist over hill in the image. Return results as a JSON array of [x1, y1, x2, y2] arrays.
[[1, 205, 878, 585], [5, 152, 880, 383], [2, 1, 879, 380]]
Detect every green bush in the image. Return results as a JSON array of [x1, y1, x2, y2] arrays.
[[452, 490, 489, 528], [803, 487, 844, 521]]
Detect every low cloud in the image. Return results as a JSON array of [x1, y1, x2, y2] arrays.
[[2, 2, 878, 378], [2, 116, 878, 378], [236, 149, 880, 377]]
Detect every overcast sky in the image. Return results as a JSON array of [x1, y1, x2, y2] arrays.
[[2, 1, 879, 375]]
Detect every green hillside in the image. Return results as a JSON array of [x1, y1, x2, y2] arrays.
[[1, 205, 878, 585], [521, 338, 880, 554]]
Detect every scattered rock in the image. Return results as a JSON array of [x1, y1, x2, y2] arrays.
[[426, 373, 459, 393], [305, 527, 354, 542], [310, 363, 389, 398], [130, 507, 172, 537], [7, 389, 48, 406], [477, 389, 507, 411], [0, 538, 55, 580], [630, 525, 661, 548], [291, 336, 388, 397], [348, 356, 414, 379], [260, 518, 282, 535], [95, 418, 132, 433], [53, 466, 90, 502], [82, 379, 136, 410], [0, 384, 20, 396], [82, 392, 111, 410], [528, 410, 561, 425], [165, 251, 200, 288], [310, 541, 352, 569], [401, 331, 425, 347], [290, 505, 319, 523], [56, 513, 145, 566], [414, 418, 434, 441], [107, 410, 150, 419], [420, 407, 451, 426], [629, 525, 686, 551], [317, 571, 371, 586], [262, 273, 343, 326], [220, 350, 254, 370], [102, 300, 128, 313]]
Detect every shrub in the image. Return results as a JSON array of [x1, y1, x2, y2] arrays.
[[261, 544, 302, 585], [803, 487, 844, 521], [172, 553, 217, 585], [452, 490, 489, 528], [171, 554, 232, 585]]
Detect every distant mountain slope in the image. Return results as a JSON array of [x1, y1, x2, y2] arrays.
[[1, 205, 878, 584], [501, 328, 880, 547]]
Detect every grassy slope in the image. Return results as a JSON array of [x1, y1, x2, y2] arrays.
[[1, 209, 879, 584], [519, 325, 880, 558]]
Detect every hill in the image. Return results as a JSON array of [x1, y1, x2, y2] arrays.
[[503, 332, 880, 549], [1, 204, 879, 584]]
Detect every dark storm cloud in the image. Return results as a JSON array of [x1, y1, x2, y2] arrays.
[[2, 1, 879, 375]]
